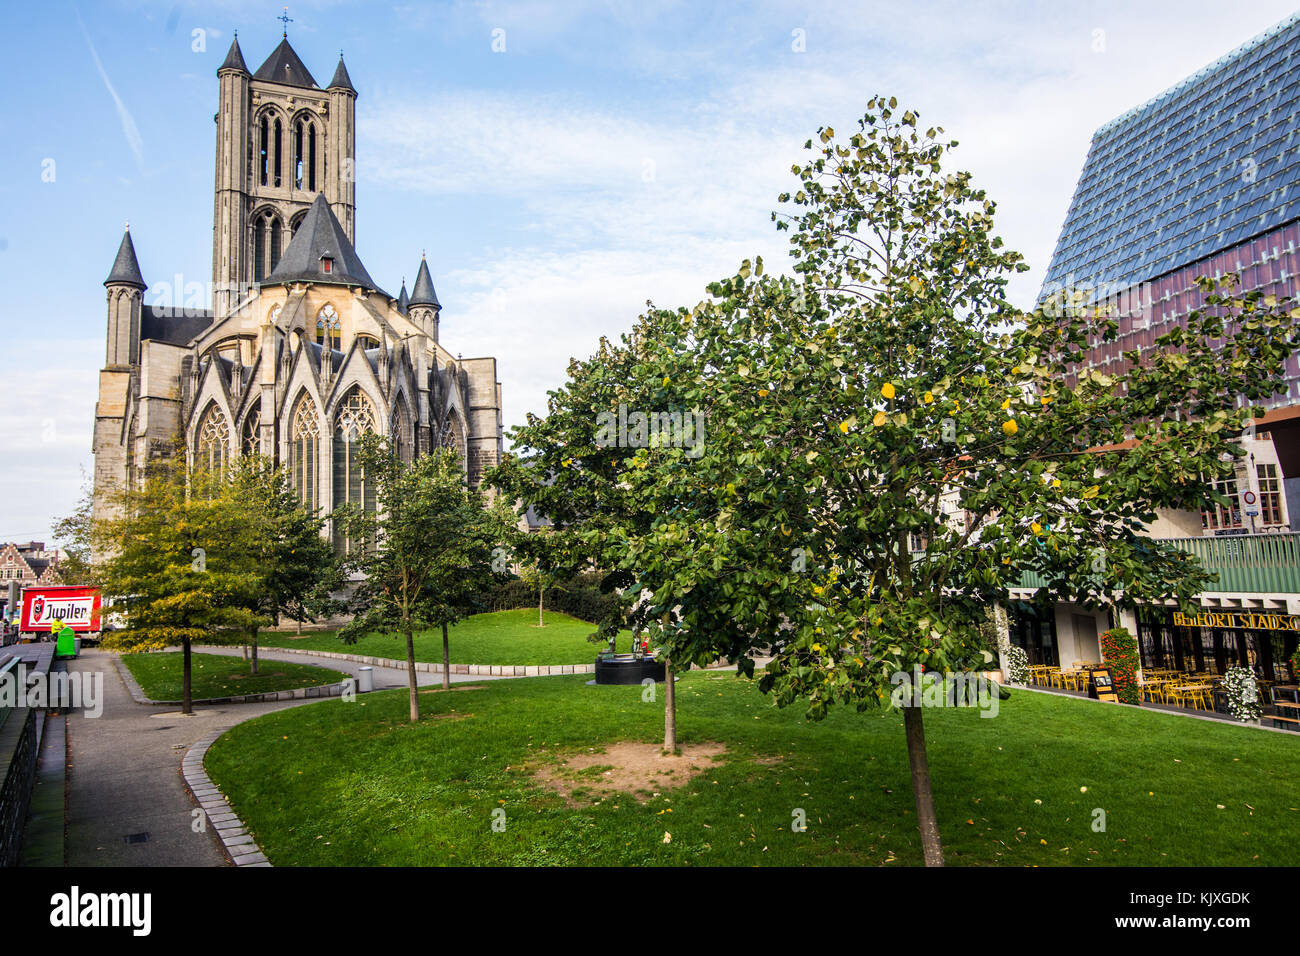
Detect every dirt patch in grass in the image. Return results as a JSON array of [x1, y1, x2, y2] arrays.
[[419, 685, 487, 695], [533, 740, 727, 807]]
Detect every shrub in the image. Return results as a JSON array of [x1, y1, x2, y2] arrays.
[[1100, 627, 1140, 705], [1003, 645, 1029, 685], [486, 573, 623, 626], [1223, 666, 1262, 722]]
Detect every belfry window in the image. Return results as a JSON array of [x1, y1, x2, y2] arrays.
[[294, 121, 304, 190], [259, 118, 269, 186], [253, 211, 282, 282], [308, 124, 317, 191], [273, 118, 283, 187]]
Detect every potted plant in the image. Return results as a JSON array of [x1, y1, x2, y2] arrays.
[[1099, 627, 1140, 705], [1288, 645, 1300, 684]]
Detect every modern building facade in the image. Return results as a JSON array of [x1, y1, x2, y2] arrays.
[[92, 32, 505, 549], [1019, 13, 1300, 680]]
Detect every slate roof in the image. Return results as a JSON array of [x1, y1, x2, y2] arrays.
[[253, 38, 319, 89], [410, 256, 441, 309], [397, 280, 410, 314], [104, 229, 146, 289], [218, 35, 249, 74], [141, 306, 214, 346], [1040, 12, 1300, 300], [329, 55, 355, 92], [263, 194, 383, 292]]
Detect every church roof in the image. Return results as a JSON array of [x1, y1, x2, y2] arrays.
[[104, 228, 146, 289], [328, 55, 356, 92], [141, 306, 214, 346], [263, 194, 382, 292], [410, 256, 441, 309], [253, 38, 319, 89], [218, 35, 249, 74], [396, 280, 410, 314], [1040, 12, 1300, 299]]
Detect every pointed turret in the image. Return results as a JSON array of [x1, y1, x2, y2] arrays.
[[328, 54, 356, 93], [104, 226, 147, 290], [218, 33, 249, 75], [409, 255, 441, 310], [397, 279, 410, 315]]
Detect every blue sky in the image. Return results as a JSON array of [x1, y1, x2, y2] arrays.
[[1, 0, 1297, 544]]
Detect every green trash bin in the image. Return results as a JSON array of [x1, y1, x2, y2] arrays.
[[55, 625, 77, 659]]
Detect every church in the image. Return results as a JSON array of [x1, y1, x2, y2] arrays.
[[92, 31, 505, 546]]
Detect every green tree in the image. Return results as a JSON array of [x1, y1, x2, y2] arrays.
[[489, 338, 680, 750], [228, 456, 343, 674], [51, 475, 96, 585], [504, 100, 1298, 864], [338, 435, 512, 716], [91, 459, 261, 715]]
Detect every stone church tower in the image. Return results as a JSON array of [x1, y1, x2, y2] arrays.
[[92, 32, 504, 548]]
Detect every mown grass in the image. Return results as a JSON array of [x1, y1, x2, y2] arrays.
[[252, 609, 633, 665], [205, 672, 1300, 866], [122, 651, 349, 701]]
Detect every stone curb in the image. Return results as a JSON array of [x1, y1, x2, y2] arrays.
[[181, 730, 271, 867], [112, 654, 351, 707], [1016, 683, 1299, 734], [200, 645, 597, 677]]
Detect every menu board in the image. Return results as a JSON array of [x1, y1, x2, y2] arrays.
[[1088, 667, 1118, 703]]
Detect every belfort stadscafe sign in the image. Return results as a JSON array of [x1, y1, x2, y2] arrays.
[[1172, 610, 1300, 632]]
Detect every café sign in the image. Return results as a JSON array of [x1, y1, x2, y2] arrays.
[[1172, 610, 1300, 632]]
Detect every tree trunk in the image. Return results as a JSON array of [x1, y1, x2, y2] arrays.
[[296, 616, 302, 636], [538, 586, 545, 627], [250, 629, 259, 675], [441, 622, 451, 692], [663, 659, 677, 754], [405, 624, 419, 723], [903, 703, 944, 866], [182, 636, 193, 716]]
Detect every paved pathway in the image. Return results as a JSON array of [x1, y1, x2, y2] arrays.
[[58, 648, 510, 866]]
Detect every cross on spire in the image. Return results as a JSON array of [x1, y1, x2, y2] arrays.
[[278, 6, 293, 38]]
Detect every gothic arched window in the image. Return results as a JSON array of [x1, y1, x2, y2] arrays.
[[294, 120, 305, 190], [440, 411, 465, 458], [290, 395, 320, 513], [273, 118, 283, 187], [259, 117, 269, 186], [391, 396, 413, 464], [241, 406, 261, 458], [308, 123, 317, 191], [333, 388, 378, 551], [253, 210, 282, 283], [196, 404, 230, 474], [316, 304, 340, 351]]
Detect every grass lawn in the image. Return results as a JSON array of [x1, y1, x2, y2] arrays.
[[250, 609, 633, 665], [205, 671, 1300, 866], [122, 651, 350, 701]]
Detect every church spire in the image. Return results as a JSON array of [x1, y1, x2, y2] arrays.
[[328, 53, 356, 93], [104, 226, 146, 289], [218, 32, 249, 75], [397, 279, 410, 315], [410, 254, 440, 310]]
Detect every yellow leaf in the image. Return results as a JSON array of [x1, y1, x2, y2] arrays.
[[1002, 419, 1018, 436], [839, 421, 851, 433], [758, 388, 769, 397], [882, 382, 896, 399], [1081, 485, 1100, 500], [872, 411, 887, 428]]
